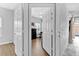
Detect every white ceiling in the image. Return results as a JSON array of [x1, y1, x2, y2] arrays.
[[32, 4, 79, 18], [0, 3, 19, 10], [1, 3, 79, 16], [66, 3, 79, 11], [31, 7, 50, 18], [66, 3, 79, 15]]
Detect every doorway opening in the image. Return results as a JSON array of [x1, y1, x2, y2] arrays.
[[31, 7, 50, 56], [28, 3, 54, 56], [31, 22, 48, 56], [69, 16, 79, 44], [63, 15, 79, 56]]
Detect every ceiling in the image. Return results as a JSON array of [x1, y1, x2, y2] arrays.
[[31, 7, 50, 18], [0, 3, 79, 16], [66, 3, 79, 11], [66, 3, 79, 16], [31, 4, 79, 18], [0, 3, 19, 10]]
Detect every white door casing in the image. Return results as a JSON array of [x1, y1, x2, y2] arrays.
[[28, 3, 55, 56]]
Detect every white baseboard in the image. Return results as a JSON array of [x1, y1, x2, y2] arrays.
[[0, 41, 13, 45]]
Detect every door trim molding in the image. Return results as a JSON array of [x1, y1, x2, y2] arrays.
[[28, 3, 55, 56]]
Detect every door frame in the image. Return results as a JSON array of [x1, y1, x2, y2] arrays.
[[28, 3, 55, 56]]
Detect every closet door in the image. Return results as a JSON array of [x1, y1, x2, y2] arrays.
[[14, 4, 23, 56]]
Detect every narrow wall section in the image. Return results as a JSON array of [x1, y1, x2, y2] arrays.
[[14, 4, 23, 56], [56, 3, 69, 56]]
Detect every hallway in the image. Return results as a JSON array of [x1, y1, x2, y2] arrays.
[[32, 38, 49, 56], [63, 36, 79, 56]]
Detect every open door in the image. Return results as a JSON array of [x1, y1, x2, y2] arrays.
[[28, 3, 55, 56], [42, 9, 52, 55]]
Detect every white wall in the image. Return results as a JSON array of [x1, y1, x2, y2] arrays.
[[0, 7, 14, 44], [56, 3, 69, 56], [31, 16, 42, 24], [66, 3, 79, 12], [14, 4, 23, 56]]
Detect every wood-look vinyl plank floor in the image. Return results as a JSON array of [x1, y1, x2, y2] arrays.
[[0, 43, 16, 56], [32, 38, 48, 56]]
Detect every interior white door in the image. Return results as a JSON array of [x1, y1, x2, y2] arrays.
[[42, 9, 52, 55], [14, 4, 23, 56], [29, 3, 54, 56]]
